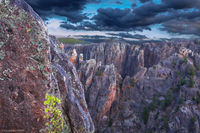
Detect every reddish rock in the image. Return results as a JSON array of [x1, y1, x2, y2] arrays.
[[0, 0, 50, 132]]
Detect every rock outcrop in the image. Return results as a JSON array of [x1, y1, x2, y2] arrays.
[[0, 0, 50, 132], [0, 1, 94, 133]]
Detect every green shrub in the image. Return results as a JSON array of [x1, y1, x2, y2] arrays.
[[172, 60, 177, 66], [161, 118, 169, 131], [183, 56, 188, 64], [188, 66, 195, 77], [190, 117, 197, 132], [193, 93, 200, 104], [178, 96, 183, 104], [43, 93, 64, 133], [131, 77, 135, 87], [165, 76, 169, 81], [176, 78, 186, 92], [191, 117, 196, 124], [188, 76, 194, 88], [179, 77, 187, 86], [175, 105, 180, 112], [177, 71, 180, 77], [162, 90, 173, 110], [142, 106, 150, 125], [175, 85, 181, 92], [96, 70, 102, 76], [108, 119, 113, 127], [166, 90, 173, 105], [149, 96, 159, 111]]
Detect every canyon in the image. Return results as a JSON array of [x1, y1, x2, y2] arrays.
[[0, 0, 200, 133], [65, 40, 200, 133]]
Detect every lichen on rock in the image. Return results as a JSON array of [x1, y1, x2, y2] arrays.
[[0, 0, 50, 132]]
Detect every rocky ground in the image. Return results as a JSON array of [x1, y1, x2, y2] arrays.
[[0, 0, 200, 133]]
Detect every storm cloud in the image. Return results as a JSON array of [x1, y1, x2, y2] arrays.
[[89, 0, 200, 32], [25, 0, 101, 23], [26, 0, 200, 36]]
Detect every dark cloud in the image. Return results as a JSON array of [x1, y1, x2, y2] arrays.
[[139, 0, 152, 3], [89, 4, 199, 31], [60, 21, 99, 31], [161, 17, 200, 35], [25, 0, 101, 23], [116, 1, 123, 5], [107, 33, 148, 39], [66, 0, 199, 35], [60, 23, 78, 30], [162, 0, 200, 9], [26, 0, 200, 36], [76, 35, 109, 39], [131, 3, 137, 8]]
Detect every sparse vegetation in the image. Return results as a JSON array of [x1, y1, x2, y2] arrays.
[[183, 56, 188, 64], [177, 71, 180, 77], [162, 90, 173, 110], [179, 77, 187, 86], [108, 119, 113, 127], [142, 96, 160, 125], [190, 117, 197, 132], [142, 106, 150, 125], [178, 94, 184, 104], [186, 66, 195, 88], [172, 60, 176, 66], [96, 69, 102, 76], [192, 93, 200, 104], [42, 93, 65, 133], [149, 96, 159, 111], [58, 38, 83, 44], [188, 76, 194, 88], [131, 77, 135, 87], [188, 66, 195, 77], [161, 117, 169, 131]]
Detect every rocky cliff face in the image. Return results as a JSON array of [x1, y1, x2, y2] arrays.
[[0, 0, 94, 133], [65, 40, 200, 133], [0, 0, 50, 132], [50, 36, 95, 133]]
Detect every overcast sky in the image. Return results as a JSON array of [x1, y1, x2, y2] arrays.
[[25, 0, 200, 40]]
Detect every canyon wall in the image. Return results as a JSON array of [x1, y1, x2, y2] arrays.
[[65, 40, 200, 133]]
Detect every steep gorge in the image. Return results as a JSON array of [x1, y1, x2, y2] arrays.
[[1, 0, 200, 133], [65, 41, 200, 133]]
